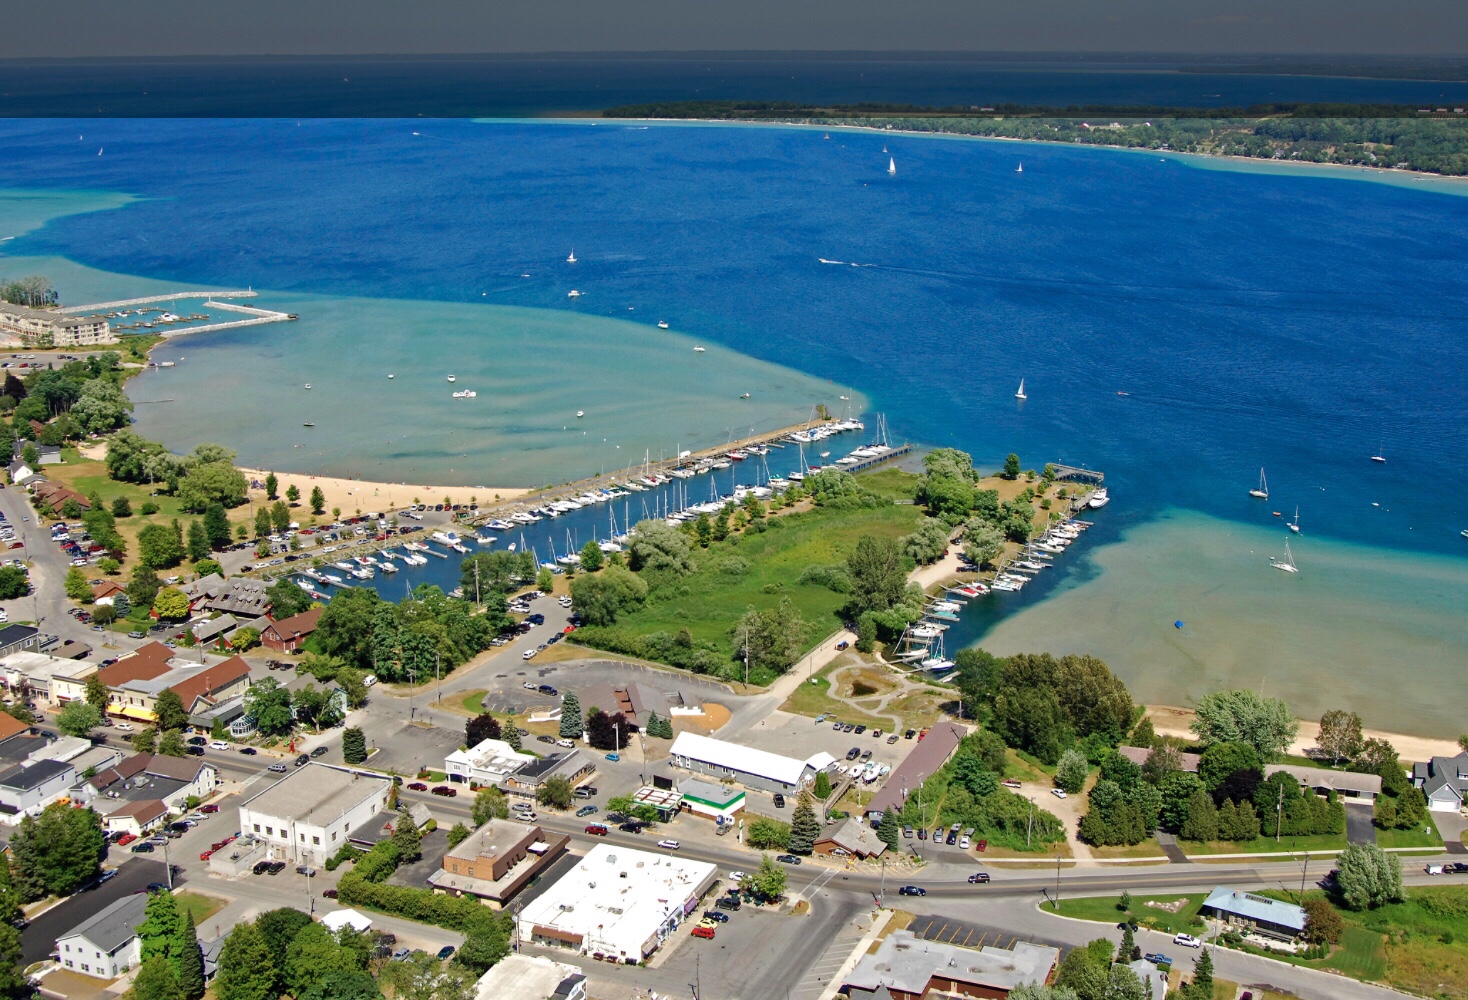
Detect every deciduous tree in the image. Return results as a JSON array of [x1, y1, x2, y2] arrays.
[[154, 689, 190, 732], [1055, 749, 1089, 794], [215, 921, 277, 1000], [472, 787, 509, 825], [747, 853, 787, 902], [65, 565, 92, 602], [56, 700, 101, 738], [1317, 709, 1364, 764], [536, 776, 573, 810], [1335, 842, 1404, 910], [1191, 689, 1299, 761], [9, 802, 104, 900]]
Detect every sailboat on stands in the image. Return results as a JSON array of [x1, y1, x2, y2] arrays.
[[1249, 468, 1269, 499]]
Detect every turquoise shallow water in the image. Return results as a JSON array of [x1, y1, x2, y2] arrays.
[[2, 121, 1466, 735]]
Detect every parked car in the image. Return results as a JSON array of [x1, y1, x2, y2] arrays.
[[773, 793, 785, 808], [887, 734, 900, 744], [776, 854, 803, 865], [1172, 934, 1201, 948], [728, 870, 746, 883], [268, 861, 286, 875], [323, 888, 338, 899], [702, 910, 728, 923], [436, 946, 456, 961], [310, 746, 329, 758], [575, 805, 598, 817], [584, 824, 609, 836], [897, 885, 926, 897], [715, 896, 741, 911], [617, 822, 644, 834], [1051, 788, 1067, 799], [657, 839, 681, 850], [967, 873, 991, 884], [605, 753, 620, 762], [431, 785, 458, 797], [253, 861, 272, 875], [691, 926, 716, 940], [1002, 779, 1023, 789], [537, 735, 556, 744], [131, 842, 154, 853], [210, 741, 230, 751]]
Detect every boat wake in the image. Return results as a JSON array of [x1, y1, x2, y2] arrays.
[[818, 258, 876, 267]]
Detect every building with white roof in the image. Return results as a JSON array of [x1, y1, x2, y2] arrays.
[[0, 651, 94, 706], [446, 738, 537, 787], [474, 954, 586, 1000], [322, 909, 373, 934], [517, 843, 717, 963], [238, 762, 391, 865], [842, 929, 1059, 1000], [668, 731, 832, 794]]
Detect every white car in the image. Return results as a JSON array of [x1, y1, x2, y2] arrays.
[[728, 870, 746, 882], [210, 741, 230, 751], [522, 649, 538, 660], [1051, 788, 1067, 799], [557, 739, 574, 748], [657, 839, 681, 850], [363, 674, 377, 687], [1172, 933, 1202, 949], [115, 722, 134, 732]]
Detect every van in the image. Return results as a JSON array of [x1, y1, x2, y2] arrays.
[[363, 674, 378, 687], [585, 823, 609, 836]]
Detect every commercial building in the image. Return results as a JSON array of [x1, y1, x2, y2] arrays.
[[0, 759, 76, 824], [842, 929, 1060, 1000], [0, 303, 114, 348], [473, 954, 587, 1000], [667, 731, 832, 794], [260, 607, 324, 653], [1, 651, 95, 706], [517, 843, 717, 963], [84, 753, 219, 822], [190, 615, 241, 647], [503, 750, 596, 800], [56, 893, 148, 979], [813, 817, 888, 860], [1265, 763, 1381, 802], [1201, 887, 1307, 942], [238, 763, 392, 864], [1413, 751, 1468, 812], [446, 738, 537, 787], [677, 778, 745, 822], [428, 819, 570, 907], [181, 574, 271, 619], [107, 654, 253, 725], [864, 722, 968, 821]]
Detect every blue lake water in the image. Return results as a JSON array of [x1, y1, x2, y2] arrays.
[[1, 118, 1465, 734]]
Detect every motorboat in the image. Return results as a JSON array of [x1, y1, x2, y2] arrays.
[[658, 320, 669, 329], [1088, 488, 1110, 508], [447, 375, 456, 382]]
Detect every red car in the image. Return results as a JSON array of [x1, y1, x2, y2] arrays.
[[975, 839, 988, 852], [200, 804, 221, 813], [407, 782, 428, 791], [116, 833, 136, 846], [199, 850, 214, 861], [691, 926, 715, 939], [431, 785, 457, 797]]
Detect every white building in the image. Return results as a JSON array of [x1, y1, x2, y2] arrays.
[[446, 738, 536, 787], [56, 893, 148, 979], [0, 651, 94, 707], [517, 843, 717, 963], [0, 759, 77, 825], [474, 954, 587, 1000], [238, 763, 392, 864], [0, 303, 113, 348], [668, 731, 833, 794]]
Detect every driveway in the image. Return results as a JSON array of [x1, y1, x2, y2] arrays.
[[1344, 802, 1377, 845], [1431, 809, 1468, 854]]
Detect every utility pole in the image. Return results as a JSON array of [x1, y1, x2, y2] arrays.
[[1054, 854, 1062, 910], [162, 836, 173, 890], [435, 653, 441, 707], [1276, 782, 1284, 842]]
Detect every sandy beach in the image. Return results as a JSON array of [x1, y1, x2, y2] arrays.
[[1146, 705, 1459, 766], [237, 468, 531, 517]]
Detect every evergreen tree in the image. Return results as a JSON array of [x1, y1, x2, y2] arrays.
[[309, 486, 326, 515], [559, 692, 583, 739], [503, 721, 522, 752], [254, 507, 272, 539], [215, 921, 277, 1000], [645, 711, 666, 739], [812, 770, 832, 799], [203, 504, 231, 549], [154, 689, 190, 732], [264, 473, 278, 500], [178, 912, 205, 1000], [186, 520, 211, 562], [342, 726, 367, 764], [1118, 922, 1136, 964], [390, 811, 421, 862], [1187, 948, 1214, 1000], [788, 793, 821, 855], [1179, 788, 1219, 843], [0, 923, 27, 1000], [876, 808, 900, 851]]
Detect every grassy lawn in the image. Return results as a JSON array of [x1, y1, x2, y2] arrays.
[[1182, 832, 1347, 856], [779, 665, 895, 730], [1330, 926, 1389, 980], [174, 890, 227, 925], [1088, 842, 1170, 861], [1376, 825, 1443, 849], [855, 468, 920, 502], [1052, 893, 1206, 936], [1008, 749, 1055, 781], [578, 502, 923, 673]]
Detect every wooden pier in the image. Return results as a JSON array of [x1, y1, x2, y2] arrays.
[[1049, 463, 1104, 485]]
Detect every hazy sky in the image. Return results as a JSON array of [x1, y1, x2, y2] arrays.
[[2, 0, 1465, 59]]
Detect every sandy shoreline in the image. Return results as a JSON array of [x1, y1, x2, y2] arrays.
[[1146, 704, 1459, 766], [237, 468, 532, 517]]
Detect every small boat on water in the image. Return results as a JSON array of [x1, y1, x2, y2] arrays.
[[1088, 488, 1109, 508], [568, 289, 581, 298], [302, 422, 314, 428], [1016, 163, 1023, 173], [567, 249, 577, 263], [1371, 440, 1387, 463], [1249, 468, 1269, 499], [304, 383, 312, 390], [1289, 506, 1301, 534], [657, 320, 669, 329], [1271, 539, 1299, 574], [693, 346, 706, 352], [387, 374, 394, 379], [446, 375, 456, 383], [887, 157, 896, 176], [576, 410, 584, 418], [1015, 378, 1026, 401]]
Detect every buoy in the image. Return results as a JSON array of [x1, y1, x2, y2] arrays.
[[1174, 621, 1184, 629]]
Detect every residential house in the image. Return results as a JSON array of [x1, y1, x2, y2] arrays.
[[260, 607, 323, 653], [1413, 751, 1468, 813], [1265, 763, 1381, 802], [104, 798, 170, 837], [1117, 745, 1201, 773], [0, 759, 77, 825], [55, 893, 148, 979], [91, 580, 127, 605], [84, 753, 218, 818], [0, 651, 95, 706], [0, 625, 40, 659], [191, 615, 241, 647], [6, 460, 39, 486], [427, 820, 570, 907], [29, 481, 90, 515]]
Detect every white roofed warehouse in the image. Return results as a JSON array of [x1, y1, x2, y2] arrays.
[[668, 731, 831, 794], [516, 843, 716, 963]]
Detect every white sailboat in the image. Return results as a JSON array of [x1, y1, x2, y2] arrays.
[[1271, 539, 1299, 573], [567, 249, 577, 263], [1249, 468, 1269, 499], [1016, 162, 1023, 173], [1289, 506, 1301, 533], [887, 157, 896, 176], [1371, 440, 1386, 463], [1015, 378, 1027, 401]]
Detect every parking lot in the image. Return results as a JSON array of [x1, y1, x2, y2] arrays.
[[907, 913, 1071, 955]]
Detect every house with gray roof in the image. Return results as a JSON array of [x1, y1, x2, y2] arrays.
[[0, 758, 76, 825], [56, 892, 148, 979], [814, 816, 888, 860], [181, 574, 271, 619], [1202, 886, 1307, 942], [1414, 751, 1468, 813]]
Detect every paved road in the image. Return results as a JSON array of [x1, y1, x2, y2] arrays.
[[20, 858, 175, 965]]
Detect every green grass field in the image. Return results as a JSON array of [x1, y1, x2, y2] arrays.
[[1375, 825, 1443, 849], [855, 468, 921, 501], [1182, 832, 1347, 856], [174, 890, 227, 925], [779, 665, 895, 730], [599, 502, 922, 653], [1052, 893, 1206, 936]]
